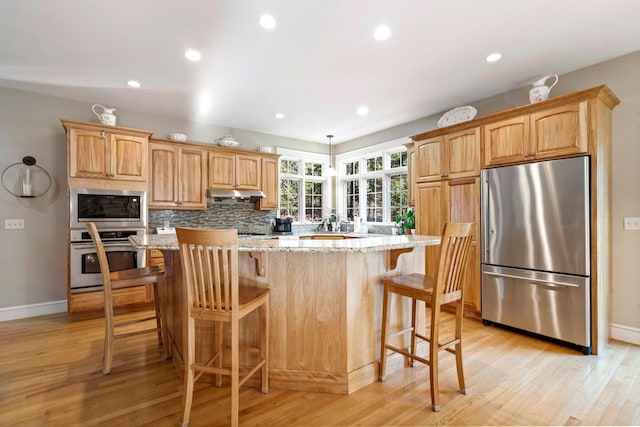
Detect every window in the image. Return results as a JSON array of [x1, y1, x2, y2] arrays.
[[278, 149, 331, 222], [336, 140, 409, 224]]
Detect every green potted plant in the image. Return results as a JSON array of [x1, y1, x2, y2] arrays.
[[403, 209, 415, 235]]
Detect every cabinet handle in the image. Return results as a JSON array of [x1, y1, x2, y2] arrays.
[[528, 152, 536, 157], [523, 154, 529, 158], [441, 173, 448, 178], [100, 130, 105, 137]]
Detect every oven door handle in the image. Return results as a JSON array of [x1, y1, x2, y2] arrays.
[[71, 242, 136, 250]]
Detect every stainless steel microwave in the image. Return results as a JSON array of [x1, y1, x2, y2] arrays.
[[69, 188, 147, 229]]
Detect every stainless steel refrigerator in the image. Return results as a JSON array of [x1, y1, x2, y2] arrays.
[[481, 156, 591, 354]]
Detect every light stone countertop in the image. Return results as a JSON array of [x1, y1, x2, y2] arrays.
[[130, 232, 441, 253]]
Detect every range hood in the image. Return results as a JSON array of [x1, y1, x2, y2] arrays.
[[207, 189, 265, 200]]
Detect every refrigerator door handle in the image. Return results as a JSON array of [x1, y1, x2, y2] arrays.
[[484, 271, 580, 288], [481, 171, 490, 262]]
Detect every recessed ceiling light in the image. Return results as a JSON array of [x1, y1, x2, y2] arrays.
[[259, 14, 277, 30], [486, 52, 502, 63], [275, 113, 284, 119], [357, 106, 369, 116], [126, 80, 141, 88], [184, 49, 202, 62], [374, 25, 391, 41]]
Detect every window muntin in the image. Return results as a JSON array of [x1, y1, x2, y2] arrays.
[[389, 174, 409, 221], [345, 161, 359, 176], [279, 178, 299, 218], [390, 151, 407, 169], [305, 162, 322, 177], [281, 159, 299, 175], [345, 179, 360, 221], [366, 177, 383, 222], [304, 181, 323, 221], [338, 146, 408, 224], [278, 151, 331, 223], [366, 156, 383, 173]]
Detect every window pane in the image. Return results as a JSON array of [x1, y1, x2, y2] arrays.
[[365, 177, 383, 222], [304, 181, 323, 221], [305, 162, 322, 177], [280, 159, 299, 175], [345, 161, 359, 175], [366, 156, 383, 173], [279, 179, 299, 218], [390, 174, 408, 221], [344, 179, 360, 221], [390, 151, 407, 169]]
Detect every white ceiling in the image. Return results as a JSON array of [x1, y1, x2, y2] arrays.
[[2, 0, 640, 144]]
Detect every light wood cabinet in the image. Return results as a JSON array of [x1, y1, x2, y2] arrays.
[[148, 141, 207, 209], [416, 178, 480, 313], [415, 127, 480, 182], [406, 143, 416, 206], [484, 101, 588, 166], [62, 119, 152, 186], [208, 151, 261, 190], [258, 156, 279, 210], [410, 85, 620, 353]]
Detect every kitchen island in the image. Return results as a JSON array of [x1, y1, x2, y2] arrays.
[[131, 232, 440, 394]]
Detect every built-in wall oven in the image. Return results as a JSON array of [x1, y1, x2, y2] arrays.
[[69, 188, 147, 293], [70, 228, 146, 293]]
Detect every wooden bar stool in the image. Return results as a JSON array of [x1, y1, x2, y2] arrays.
[[379, 222, 474, 411], [86, 222, 168, 375], [176, 228, 269, 427]]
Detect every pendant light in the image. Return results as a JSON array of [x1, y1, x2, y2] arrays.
[[323, 134, 337, 177]]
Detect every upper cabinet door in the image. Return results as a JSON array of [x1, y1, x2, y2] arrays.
[[68, 126, 148, 182], [178, 147, 207, 208], [109, 134, 148, 181], [149, 143, 179, 207], [484, 116, 530, 166], [70, 129, 109, 178], [208, 152, 236, 189], [445, 127, 480, 179], [415, 137, 444, 182], [258, 156, 279, 210], [236, 154, 261, 190], [530, 101, 587, 160], [484, 101, 588, 167]]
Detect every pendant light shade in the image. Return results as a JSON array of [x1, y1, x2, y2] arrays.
[[323, 134, 337, 177]]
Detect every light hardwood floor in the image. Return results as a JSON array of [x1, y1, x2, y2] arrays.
[[0, 308, 638, 426]]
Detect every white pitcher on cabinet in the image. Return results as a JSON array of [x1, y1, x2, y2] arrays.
[[92, 104, 117, 126], [529, 74, 559, 104]]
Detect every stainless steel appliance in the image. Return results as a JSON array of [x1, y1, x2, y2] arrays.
[[274, 218, 292, 233], [481, 156, 591, 354], [69, 188, 148, 292], [69, 228, 146, 293], [69, 188, 146, 229]]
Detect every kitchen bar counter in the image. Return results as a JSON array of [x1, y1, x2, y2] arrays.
[[132, 232, 440, 394], [130, 232, 439, 253]]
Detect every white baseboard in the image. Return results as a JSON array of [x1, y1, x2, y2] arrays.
[[611, 323, 640, 346], [0, 300, 67, 322]]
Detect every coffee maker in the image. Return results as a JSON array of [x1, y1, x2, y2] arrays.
[[274, 217, 292, 234]]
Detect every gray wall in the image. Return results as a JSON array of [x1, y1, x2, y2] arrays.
[[0, 86, 321, 311], [1, 50, 639, 337], [338, 51, 640, 334]]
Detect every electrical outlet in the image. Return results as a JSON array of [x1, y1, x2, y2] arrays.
[[4, 219, 25, 229], [623, 217, 640, 230]]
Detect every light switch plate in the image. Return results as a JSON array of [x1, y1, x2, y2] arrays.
[[623, 217, 640, 230], [5, 219, 25, 229]]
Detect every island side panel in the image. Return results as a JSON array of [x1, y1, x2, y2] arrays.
[[345, 247, 427, 394], [239, 251, 349, 393]]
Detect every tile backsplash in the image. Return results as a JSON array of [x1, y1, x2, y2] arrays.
[[149, 200, 395, 235], [149, 200, 275, 234]]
